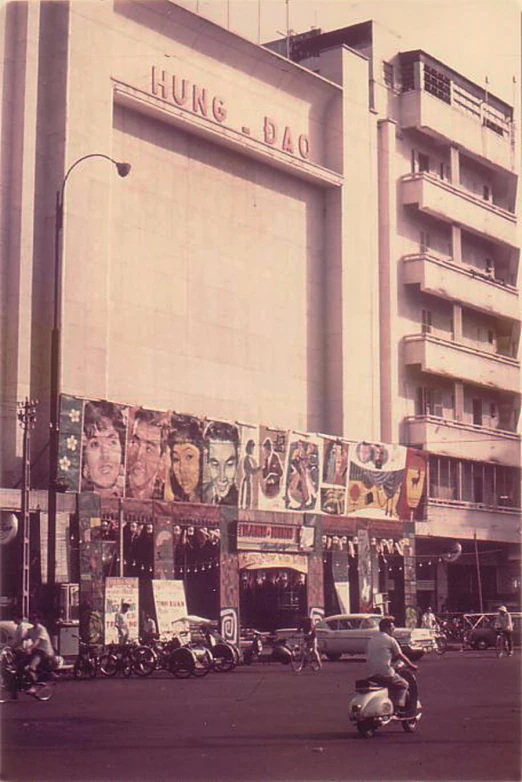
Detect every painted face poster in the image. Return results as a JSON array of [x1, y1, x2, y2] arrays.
[[104, 577, 139, 644], [396, 448, 428, 521], [56, 395, 84, 491], [125, 407, 169, 500], [201, 420, 239, 506], [152, 579, 187, 639], [258, 426, 289, 511], [81, 400, 128, 498], [164, 414, 205, 504], [320, 437, 349, 515], [237, 424, 261, 510], [346, 441, 406, 520], [284, 434, 320, 511]]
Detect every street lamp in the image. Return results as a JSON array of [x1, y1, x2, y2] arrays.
[[48, 153, 131, 594]]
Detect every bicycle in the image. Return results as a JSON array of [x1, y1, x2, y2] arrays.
[[99, 642, 154, 677], [495, 631, 510, 658], [0, 647, 55, 702], [73, 636, 100, 679], [291, 641, 321, 673]]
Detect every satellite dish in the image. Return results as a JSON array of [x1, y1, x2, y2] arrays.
[[441, 541, 462, 563]]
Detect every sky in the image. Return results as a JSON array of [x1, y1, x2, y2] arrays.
[[175, 0, 521, 104]]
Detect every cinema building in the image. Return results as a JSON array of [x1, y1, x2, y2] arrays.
[[1, 1, 520, 647]]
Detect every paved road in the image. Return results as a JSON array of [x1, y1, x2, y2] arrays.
[[1, 650, 520, 782]]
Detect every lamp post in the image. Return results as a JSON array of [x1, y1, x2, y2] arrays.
[[48, 154, 131, 596]]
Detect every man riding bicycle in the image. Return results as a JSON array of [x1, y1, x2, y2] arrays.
[[24, 613, 56, 694], [494, 606, 513, 657]]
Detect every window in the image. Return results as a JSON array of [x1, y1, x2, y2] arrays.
[[483, 185, 491, 202], [418, 153, 430, 173], [490, 403, 497, 419], [472, 399, 482, 426], [416, 387, 443, 417], [383, 61, 394, 89], [487, 330, 494, 344], [421, 309, 432, 334], [424, 64, 451, 104], [428, 459, 521, 509], [419, 230, 431, 252]]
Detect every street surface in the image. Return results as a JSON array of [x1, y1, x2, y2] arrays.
[[1, 650, 520, 782]]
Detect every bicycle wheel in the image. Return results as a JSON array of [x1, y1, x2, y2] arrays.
[[212, 644, 235, 673], [32, 682, 54, 702], [74, 657, 96, 680], [169, 648, 194, 679], [132, 647, 156, 677], [191, 648, 212, 678], [99, 653, 118, 677], [291, 648, 305, 673], [435, 635, 447, 656]]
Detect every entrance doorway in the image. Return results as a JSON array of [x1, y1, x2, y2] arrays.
[[239, 569, 307, 631]]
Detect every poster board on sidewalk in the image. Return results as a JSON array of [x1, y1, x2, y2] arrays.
[[152, 580, 187, 639], [104, 577, 139, 644]]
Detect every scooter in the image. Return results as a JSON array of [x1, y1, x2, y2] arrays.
[[348, 661, 422, 738], [242, 631, 293, 665]]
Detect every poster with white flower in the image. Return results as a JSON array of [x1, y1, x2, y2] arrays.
[[57, 395, 84, 491]]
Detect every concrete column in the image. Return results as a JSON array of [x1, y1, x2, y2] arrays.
[[436, 560, 448, 613], [450, 146, 460, 185], [377, 118, 398, 443], [454, 380, 464, 421], [452, 303, 462, 341], [451, 224, 462, 264]]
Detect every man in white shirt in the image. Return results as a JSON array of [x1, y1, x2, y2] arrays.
[[494, 606, 514, 656], [25, 614, 55, 692], [366, 616, 418, 710], [421, 607, 439, 630]]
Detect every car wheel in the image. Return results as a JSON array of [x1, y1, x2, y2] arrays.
[[325, 653, 341, 662], [475, 639, 489, 651]]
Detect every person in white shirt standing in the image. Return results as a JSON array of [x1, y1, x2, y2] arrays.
[[366, 616, 418, 711], [421, 607, 439, 630], [494, 606, 514, 656]]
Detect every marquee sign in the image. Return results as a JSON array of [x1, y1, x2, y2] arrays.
[[237, 521, 314, 552]]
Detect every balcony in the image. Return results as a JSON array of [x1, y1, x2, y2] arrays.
[[401, 174, 518, 249], [417, 501, 520, 544], [402, 253, 520, 321], [400, 89, 514, 173], [404, 415, 520, 467], [403, 333, 520, 393]]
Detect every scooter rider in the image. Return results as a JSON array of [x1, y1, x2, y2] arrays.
[[366, 616, 418, 712]]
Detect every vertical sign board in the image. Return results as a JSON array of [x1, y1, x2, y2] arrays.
[[104, 577, 139, 644], [152, 579, 187, 639], [357, 528, 372, 612]]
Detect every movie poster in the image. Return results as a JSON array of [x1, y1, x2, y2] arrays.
[[125, 407, 169, 500], [80, 399, 128, 498], [346, 441, 406, 520], [56, 395, 84, 491], [201, 420, 240, 506], [396, 448, 428, 521], [320, 437, 349, 515], [237, 424, 261, 510], [258, 426, 289, 511], [104, 577, 139, 644], [164, 413, 205, 504], [284, 434, 320, 511], [152, 579, 187, 639]]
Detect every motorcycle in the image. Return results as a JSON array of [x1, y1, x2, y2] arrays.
[[242, 631, 293, 666], [348, 661, 422, 738]]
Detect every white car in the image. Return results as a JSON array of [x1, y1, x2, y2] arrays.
[[315, 613, 436, 661]]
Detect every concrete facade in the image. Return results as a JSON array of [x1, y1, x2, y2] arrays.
[[1, 2, 520, 623]]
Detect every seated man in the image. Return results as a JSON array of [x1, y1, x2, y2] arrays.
[[366, 616, 418, 712], [24, 613, 56, 693]]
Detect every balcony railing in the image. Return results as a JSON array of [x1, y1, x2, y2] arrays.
[[401, 173, 518, 248], [403, 333, 520, 393], [405, 414, 520, 467], [402, 253, 520, 321]]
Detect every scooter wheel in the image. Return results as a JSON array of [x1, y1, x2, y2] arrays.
[[402, 718, 418, 733], [357, 720, 377, 738]]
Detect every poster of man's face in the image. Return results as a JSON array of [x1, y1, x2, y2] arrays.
[[81, 401, 127, 497], [202, 421, 239, 506], [126, 408, 168, 500]]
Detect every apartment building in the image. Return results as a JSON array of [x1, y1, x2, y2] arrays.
[[278, 22, 521, 612], [1, 3, 519, 638]]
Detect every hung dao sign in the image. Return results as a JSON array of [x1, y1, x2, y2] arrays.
[[152, 580, 187, 639]]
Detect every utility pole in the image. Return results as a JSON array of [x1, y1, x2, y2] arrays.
[[18, 398, 38, 619]]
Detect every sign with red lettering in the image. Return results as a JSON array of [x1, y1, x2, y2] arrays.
[[237, 521, 311, 552]]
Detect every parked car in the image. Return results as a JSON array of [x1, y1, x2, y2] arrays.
[[315, 613, 436, 661], [463, 612, 522, 650]]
